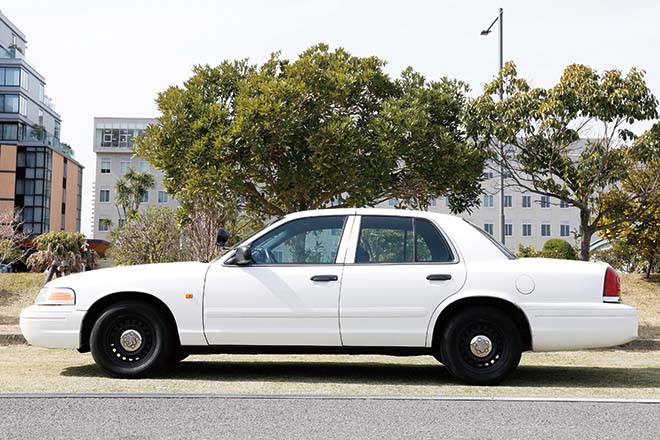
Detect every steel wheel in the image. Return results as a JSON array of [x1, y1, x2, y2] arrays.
[[440, 306, 521, 385], [90, 301, 171, 378]]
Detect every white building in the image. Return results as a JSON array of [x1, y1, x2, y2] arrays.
[[377, 165, 582, 251], [91, 117, 178, 240]]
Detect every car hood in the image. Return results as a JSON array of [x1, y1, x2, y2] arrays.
[[44, 261, 210, 291]]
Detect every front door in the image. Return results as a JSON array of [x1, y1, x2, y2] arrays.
[[204, 215, 351, 346], [339, 215, 467, 347]]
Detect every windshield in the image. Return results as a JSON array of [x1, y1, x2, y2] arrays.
[[464, 219, 517, 260]]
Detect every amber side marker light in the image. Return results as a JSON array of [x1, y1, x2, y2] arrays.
[[185, 293, 193, 299], [603, 267, 621, 303]]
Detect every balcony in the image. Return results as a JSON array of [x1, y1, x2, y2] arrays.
[[25, 126, 74, 158]]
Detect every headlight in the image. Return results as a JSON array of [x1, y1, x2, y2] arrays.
[[35, 287, 76, 306]]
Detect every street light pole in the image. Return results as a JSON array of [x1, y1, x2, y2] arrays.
[[481, 7, 506, 245]]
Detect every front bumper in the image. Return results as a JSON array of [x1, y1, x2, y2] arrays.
[[19, 305, 84, 349], [525, 303, 638, 351]]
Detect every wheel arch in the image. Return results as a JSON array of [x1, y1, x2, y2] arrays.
[[78, 291, 181, 353], [429, 295, 533, 353]]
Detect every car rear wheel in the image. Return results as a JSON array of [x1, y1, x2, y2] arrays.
[[439, 306, 521, 385], [90, 301, 172, 378]]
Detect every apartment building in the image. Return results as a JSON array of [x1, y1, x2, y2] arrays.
[[91, 117, 178, 240], [0, 10, 82, 234]]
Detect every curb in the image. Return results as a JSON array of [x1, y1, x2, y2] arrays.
[[0, 393, 659, 404], [0, 333, 26, 345]]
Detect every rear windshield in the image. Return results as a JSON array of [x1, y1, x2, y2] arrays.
[[464, 219, 517, 260]]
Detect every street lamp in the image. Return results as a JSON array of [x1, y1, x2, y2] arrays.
[[481, 7, 506, 245]]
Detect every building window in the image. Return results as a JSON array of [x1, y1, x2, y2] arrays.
[[522, 223, 532, 237], [20, 69, 29, 90], [541, 224, 551, 237], [0, 94, 19, 113], [388, 198, 399, 207], [428, 198, 437, 207], [98, 218, 110, 232], [139, 160, 149, 172], [560, 200, 570, 208], [99, 189, 110, 203], [54, 122, 60, 139], [540, 195, 551, 208], [140, 192, 149, 203], [445, 196, 451, 208], [100, 160, 111, 174], [484, 223, 494, 235], [0, 67, 21, 86], [483, 170, 494, 179], [504, 194, 512, 208], [483, 194, 494, 208], [158, 190, 168, 204], [505, 223, 513, 236], [120, 160, 131, 174], [38, 109, 43, 125], [38, 83, 44, 102], [522, 194, 531, 208], [560, 224, 570, 237]]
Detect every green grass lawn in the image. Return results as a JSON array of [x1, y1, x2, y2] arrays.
[[0, 346, 658, 398]]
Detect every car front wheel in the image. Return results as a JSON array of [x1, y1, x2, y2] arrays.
[[90, 301, 172, 378], [439, 306, 522, 385]]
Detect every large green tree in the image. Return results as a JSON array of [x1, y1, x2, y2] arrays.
[[135, 44, 484, 221], [466, 62, 660, 260]]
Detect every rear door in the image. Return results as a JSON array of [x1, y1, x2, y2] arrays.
[[339, 215, 466, 347]]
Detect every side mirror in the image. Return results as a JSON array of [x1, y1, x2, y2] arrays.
[[234, 245, 252, 265], [216, 228, 229, 247]]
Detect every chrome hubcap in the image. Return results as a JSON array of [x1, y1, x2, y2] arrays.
[[469, 335, 493, 358], [119, 329, 143, 352]]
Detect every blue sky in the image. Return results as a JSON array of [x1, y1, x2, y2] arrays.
[[4, 0, 660, 235]]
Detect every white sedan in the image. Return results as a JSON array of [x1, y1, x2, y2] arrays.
[[20, 208, 637, 385]]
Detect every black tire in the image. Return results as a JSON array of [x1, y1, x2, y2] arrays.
[[439, 306, 521, 385], [90, 301, 172, 378]]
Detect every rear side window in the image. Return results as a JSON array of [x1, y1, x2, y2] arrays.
[[356, 216, 454, 264]]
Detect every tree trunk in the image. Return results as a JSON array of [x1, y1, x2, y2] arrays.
[[646, 256, 654, 279], [579, 209, 592, 261]]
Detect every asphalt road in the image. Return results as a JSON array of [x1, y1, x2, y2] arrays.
[[0, 395, 658, 440]]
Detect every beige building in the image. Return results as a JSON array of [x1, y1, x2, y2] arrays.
[[91, 117, 178, 240]]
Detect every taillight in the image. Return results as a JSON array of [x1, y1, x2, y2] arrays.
[[603, 267, 621, 302]]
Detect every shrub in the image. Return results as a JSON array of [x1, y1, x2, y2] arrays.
[[592, 239, 646, 273], [26, 231, 98, 275], [109, 206, 189, 265], [516, 244, 540, 258], [541, 238, 577, 260]]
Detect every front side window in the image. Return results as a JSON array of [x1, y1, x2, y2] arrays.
[[250, 215, 347, 264], [356, 216, 453, 264]]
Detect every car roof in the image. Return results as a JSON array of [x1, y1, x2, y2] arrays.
[[284, 207, 461, 223]]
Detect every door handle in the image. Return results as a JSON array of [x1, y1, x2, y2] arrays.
[[426, 274, 452, 281], [310, 275, 339, 282]]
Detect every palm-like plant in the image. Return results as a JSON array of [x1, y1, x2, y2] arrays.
[[115, 168, 155, 222]]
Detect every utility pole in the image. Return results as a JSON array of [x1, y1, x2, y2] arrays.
[[481, 7, 506, 245]]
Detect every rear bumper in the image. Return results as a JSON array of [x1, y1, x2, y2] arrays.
[[525, 303, 638, 351], [19, 305, 84, 349]]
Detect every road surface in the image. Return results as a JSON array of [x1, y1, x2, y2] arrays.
[[0, 395, 658, 439]]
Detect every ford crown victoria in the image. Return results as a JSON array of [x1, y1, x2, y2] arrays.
[[20, 208, 638, 385]]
